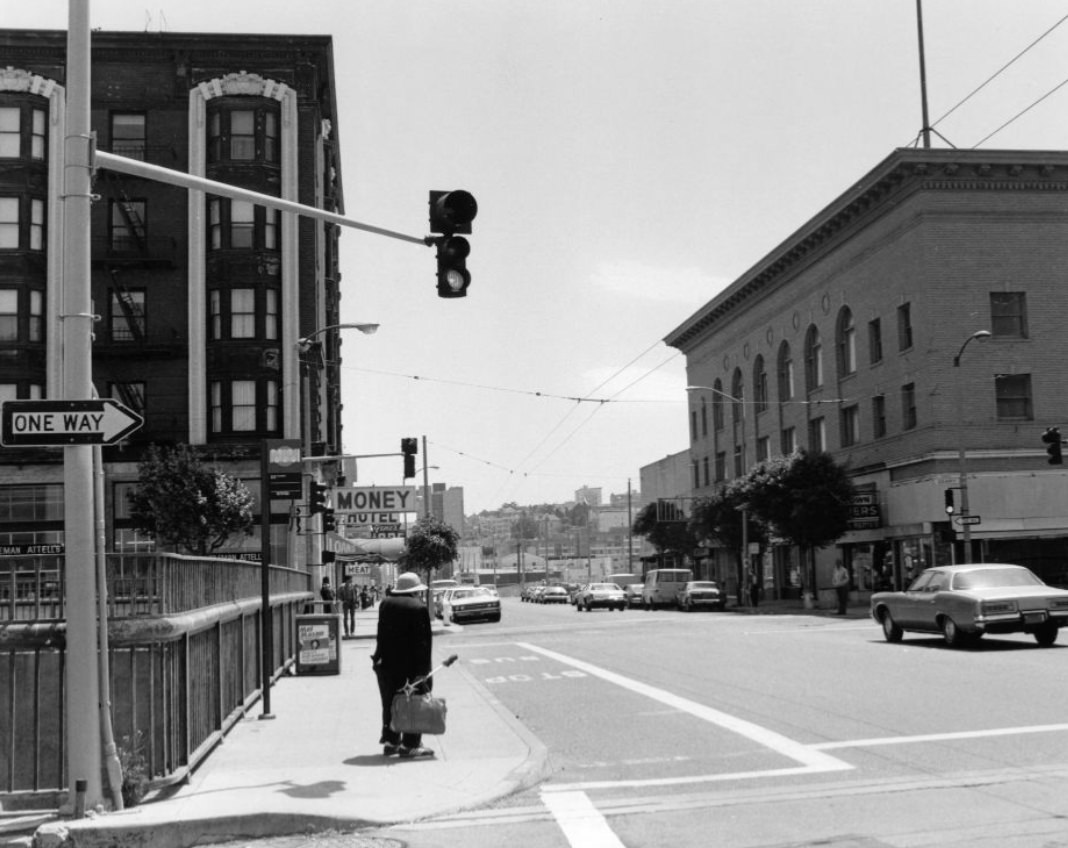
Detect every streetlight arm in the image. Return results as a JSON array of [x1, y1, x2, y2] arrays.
[[297, 322, 379, 350], [953, 330, 991, 366]]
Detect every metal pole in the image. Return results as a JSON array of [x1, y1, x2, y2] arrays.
[[259, 444, 275, 718], [916, 0, 931, 148], [63, 0, 104, 810], [421, 435, 430, 518], [954, 330, 991, 564]]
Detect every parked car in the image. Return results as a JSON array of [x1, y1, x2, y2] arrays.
[[870, 563, 1068, 648], [676, 580, 726, 611], [539, 585, 570, 604], [642, 568, 693, 608], [623, 583, 644, 608], [441, 586, 501, 624], [520, 585, 538, 603], [569, 584, 587, 605], [575, 582, 627, 612]]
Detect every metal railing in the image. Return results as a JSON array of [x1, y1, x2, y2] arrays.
[[0, 553, 311, 801]]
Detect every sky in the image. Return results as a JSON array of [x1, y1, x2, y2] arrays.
[[8, 1, 1068, 513]]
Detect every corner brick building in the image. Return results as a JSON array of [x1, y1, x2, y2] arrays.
[[666, 147, 1068, 605]]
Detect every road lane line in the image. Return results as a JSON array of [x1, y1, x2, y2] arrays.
[[812, 722, 1068, 749], [541, 790, 625, 848], [516, 642, 851, 773]]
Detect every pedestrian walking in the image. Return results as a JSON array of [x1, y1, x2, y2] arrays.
[[371, 572, 434, 758], [832, 560, 850, 615], [319, 576, 336, 615], [337, 575, 358, 637]]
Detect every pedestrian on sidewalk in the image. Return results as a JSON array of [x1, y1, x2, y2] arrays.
[[832, 560, 850, 615], [371, 571, 434, 759], [320, 576, 336, 614], [337, 575, 358, 637]]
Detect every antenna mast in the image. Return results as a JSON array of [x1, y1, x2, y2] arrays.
[[915, 0, 932, 148]]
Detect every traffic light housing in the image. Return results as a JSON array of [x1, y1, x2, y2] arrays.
[[1042, 427, 1063, 465], [429, 190, 477, 298], [322, 508, 336, 533], [429, 190, 477, 236], [943, 488, 955, 514], [309, 481, 329, 514], [434, 235, 471, 298], [401, 437, 418, 479]]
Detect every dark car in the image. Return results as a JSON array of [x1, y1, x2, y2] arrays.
[[539, 586, 570, 604], [870, 563, 1068, 648]]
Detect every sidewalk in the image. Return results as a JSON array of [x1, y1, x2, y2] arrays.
[[31, 606, 549, 848]]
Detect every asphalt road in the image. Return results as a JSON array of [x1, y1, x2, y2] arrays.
[[226, 596, 1068, 848]]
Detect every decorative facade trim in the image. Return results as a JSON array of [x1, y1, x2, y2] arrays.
[[196, 71, 290, 102], [0, 66, 57, 97]]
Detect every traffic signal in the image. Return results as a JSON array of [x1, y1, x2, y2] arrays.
[[943, 489, 955, 514], [322, 508, 336, 533], [429, 190, 477, 236], [429, 190, 477, 298], [1042, 427, 1063, 465], [401, 437, 418, 479], [434, 236, 471, 298], [309, 481, 329, 514]]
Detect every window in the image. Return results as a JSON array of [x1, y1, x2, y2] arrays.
[[781, 426, 796, 455], [0, 198, 18, 248], [897, 303, 913, 351], [230, 289, 256, 338], [837, 307, 856, 377], [872, 394, 886, 438], [109, 381, 146, 415], [777, 342, 794, 401], [0, 105, 46, 160], [692, 460, 700, 489], [231, 201, 254, 249], [714, 452, 726, 483], [990, 292, 1027, 338], [110, 199, 145, 251], [702, 455, 710, 487], [209, 290, 222, 340], [111, 113, 146, 160], [0, 290, 16, 340], [29, 199, 43, 250], [808, 417, 826, 452], [0, 107, 19, 157], [840, 405, 859, 447], [231, 380, 256, 431], [756, 436, 770, 462], [28, 289, 42, 342], [712, 379, 724, 430], [731, 368, 744, 426], [868, 317, 883, 364], [733, 445, 743, 477], [208, 104, 281, 165], [264, 380, 279, 431], [753, 355, 768, 413], [995, 373, 1032, 419], [210, 379, 281, 435], [208, 197, 277, 251], [804, 325, 823, 391], [700, 397, 708, 437], [109, 290, 146, 342], [901, 383, 917, 430], [690, 409, 697, 441], [264, 207, 280, 250]]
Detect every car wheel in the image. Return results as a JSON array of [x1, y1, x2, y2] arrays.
[[940, 616, 970, 648], [1034, 622, 1059, 647], [880, 610, 903, 643]]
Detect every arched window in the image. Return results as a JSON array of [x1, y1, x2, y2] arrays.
[[804, 325, 823, 391], [836, 307, 856, 378], [777, 341, 794, 402], [731, 368, 744, 426], [753, 355, 767, 413]]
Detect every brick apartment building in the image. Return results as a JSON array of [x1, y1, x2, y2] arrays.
[[0, 29, 344, 563], [665, 147, 1068, 605]]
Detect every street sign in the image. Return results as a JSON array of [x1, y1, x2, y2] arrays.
[[333, 486, 417, 514], [954, 515, 982, 526], [1, 399, 143, 446]]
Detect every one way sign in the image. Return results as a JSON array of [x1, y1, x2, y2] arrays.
[[1, 399, 144, 447]]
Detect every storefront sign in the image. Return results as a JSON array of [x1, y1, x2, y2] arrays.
[[848, 491, 882, 530]]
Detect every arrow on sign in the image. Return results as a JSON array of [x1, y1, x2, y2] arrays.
[[1, 399, 144, 446]]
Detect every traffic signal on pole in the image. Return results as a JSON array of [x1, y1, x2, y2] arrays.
[[309, 481, 329, 514], [1042, 427, 1063, 465], [943, 488, 955, 514], [322, 508, 336, 533], [401, 437, 418, 479], [429, 190, 477, 298]]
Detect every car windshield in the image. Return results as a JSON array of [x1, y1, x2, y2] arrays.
[[590, 584, 618, 591], [952, 568, 1043, 590], [690, 582, 718, 589], [451, 589, 480, 600]]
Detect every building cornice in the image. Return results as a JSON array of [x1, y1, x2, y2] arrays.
[[664, 147, 1068, 352]]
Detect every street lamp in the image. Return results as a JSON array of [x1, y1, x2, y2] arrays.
[[953, 329, 991, 562], [298, 322, 379, 350]]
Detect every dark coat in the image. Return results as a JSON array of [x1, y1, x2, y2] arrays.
[[372, 592, 432, 685]]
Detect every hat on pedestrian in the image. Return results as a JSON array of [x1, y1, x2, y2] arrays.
[[392, 572, 427, 594]]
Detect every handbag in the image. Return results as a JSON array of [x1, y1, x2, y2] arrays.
[[390, 690, 447, 735]]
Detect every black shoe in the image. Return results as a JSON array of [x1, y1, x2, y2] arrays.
[[382, 744, 401, 756], [398, 746, 434, 759]]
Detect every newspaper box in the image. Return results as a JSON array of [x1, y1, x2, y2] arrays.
[[296, 605, 340, 675]]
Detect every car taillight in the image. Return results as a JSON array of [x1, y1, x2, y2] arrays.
[[980, 600, 1017, 615], [1049, 598, 1068, 610]]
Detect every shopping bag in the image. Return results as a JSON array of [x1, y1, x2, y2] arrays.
[[390, 691, 447, 735]]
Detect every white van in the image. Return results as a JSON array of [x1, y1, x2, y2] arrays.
[[642, 568, 693, 608]]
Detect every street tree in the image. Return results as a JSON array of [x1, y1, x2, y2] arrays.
[[632, 501, 697, 564], [401, 515, 460, 583], [689, 478, 769, 592], [127, 443, 254, 556]]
